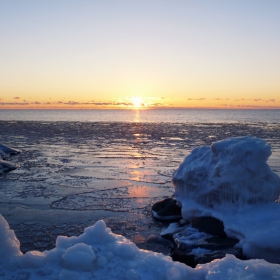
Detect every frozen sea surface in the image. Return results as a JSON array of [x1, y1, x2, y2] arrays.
[[0, 121, 280, 253]]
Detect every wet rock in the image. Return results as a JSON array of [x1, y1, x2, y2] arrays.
[[155, 214, 245, 267], [151, 201, 244, 267], [196, 247, 245, 265], [172, 246, 244, 268], [152, 198, 182, 221], [172, 249, 196, 268], [171, 234, 244, 268], [191, 216, 226, 237]]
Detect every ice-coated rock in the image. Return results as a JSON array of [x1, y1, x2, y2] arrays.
[[152, 198, 182, 221], [0, 144, 20, 159], [172, 136, 280, 209], [0, 143, 20, 175], [172, 136, 280, 263], [0, 159, 18, 175]]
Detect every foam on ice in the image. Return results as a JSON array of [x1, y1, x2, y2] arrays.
[[0, 214, 280, 280], [172, 136, 280, 262]]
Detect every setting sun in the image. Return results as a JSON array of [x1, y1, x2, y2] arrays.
[[131, 96, 143, 108]]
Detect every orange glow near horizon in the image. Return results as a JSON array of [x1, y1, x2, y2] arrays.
[[131, 96, 143, 108], [0, 94, 280, 110], [0, 91, 279, 110], [1, 2, 280, 111], [0, 102, 280, 110]]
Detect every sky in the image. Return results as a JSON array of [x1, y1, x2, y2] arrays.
[[0, 0, 279, 109]]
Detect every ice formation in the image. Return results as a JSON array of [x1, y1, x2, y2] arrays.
[[0, 144, 19, 175], [172, 136, 280, 263], [0, 214, 280, 280], [172, 136, 280, 208]]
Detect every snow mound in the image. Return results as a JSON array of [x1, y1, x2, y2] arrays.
[[0, 214, 280, 279]]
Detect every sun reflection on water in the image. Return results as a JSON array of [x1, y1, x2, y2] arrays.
[[133, 109, 140, 122]]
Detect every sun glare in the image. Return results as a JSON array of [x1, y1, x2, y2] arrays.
[[131, 96, 143, 108]]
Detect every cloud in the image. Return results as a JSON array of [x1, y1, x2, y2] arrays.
[[187, 98, 205, 101], [253, 99, 262, 102], [31, 101, 41, 105], [237, 104, 278, 108], [64, 101, 80, 105], [266, 99, 275, 102], [0, 102, 29, 105], [14, 97, 20, 100]]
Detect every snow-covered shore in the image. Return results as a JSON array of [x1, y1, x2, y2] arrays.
[[1, 214, 280, 280]]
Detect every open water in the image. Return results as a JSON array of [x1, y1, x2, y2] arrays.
[[0, 109, 279, 123]]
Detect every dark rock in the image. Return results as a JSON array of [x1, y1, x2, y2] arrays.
[[196, 246, 245, 265], [195, 251, 229, 265], [152, 198, 182, 221], [167, 219, 246, 267], [171, 249, 196, 268], [204, 236, 239, 249], [191, 216, 226, 237], [172, 239, 245, 268], [151, 201, 246, 267]]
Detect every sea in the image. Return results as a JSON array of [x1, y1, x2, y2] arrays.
[[1, 108, 280, 254], [0, 108, 280, 123]]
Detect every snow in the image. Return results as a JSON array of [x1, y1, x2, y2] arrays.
[[0, 214, 280, 279], [172, 136, 280, 263]]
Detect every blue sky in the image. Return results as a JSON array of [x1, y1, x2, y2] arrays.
[[1, 1, 279, 108]]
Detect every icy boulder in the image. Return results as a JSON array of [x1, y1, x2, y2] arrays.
[[0, 144, 20, 175], [0, 144, 20, 158], [172, 136, 280, 209], [172, 137, 280, 263]]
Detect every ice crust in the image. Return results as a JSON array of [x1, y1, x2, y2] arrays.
[[172, 136, 280, 262], [0, 214, 280, 280]]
